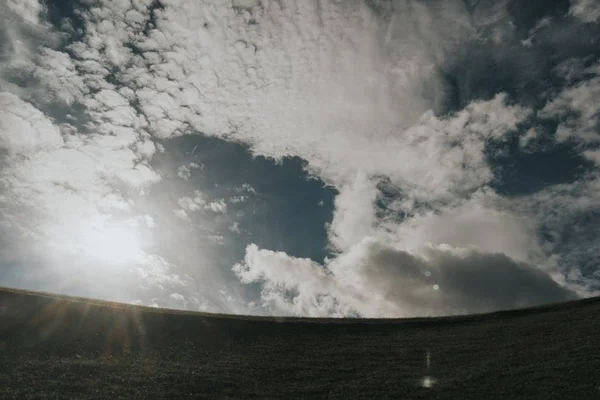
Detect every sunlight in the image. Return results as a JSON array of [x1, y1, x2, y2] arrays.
[[421, 349, 436, 388], [78, 217, 144, 265], [421, 376, 436, 388]]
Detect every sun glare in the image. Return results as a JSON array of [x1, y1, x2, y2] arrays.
[[79, 218, 144, 265]]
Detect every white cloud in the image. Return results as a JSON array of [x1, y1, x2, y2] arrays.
[[540, 63, 600, 144], [570, 0, 600, 23], [238, 183, 256, 194], [583, 150, 600, 166], [6, 0, 46, 26], [0, 93, 62, 154], [206, 199, 227, 214], [519, 128, 540, 150], [0, 0, 165, 303], [26, 0, 528, 209], [33, 49, 86, 105], [177, 162, 203, 181], [169, 292, 188, 308], [57, 0, 479, 187], [0, 83, 165, 305], [0, 96, 135, 231], [387, 192, 543, 264], [177, 191, 206, 212], [228, 222, 241, 234], [175, 192, 227, 215], [173, 208, 189, 220], [234, 239, 576, 318], [229, 183, 256, 203], [136, 254, 188, 289], [228, 196, 247, 204], [328, 172, 378, 252], [0, 0, 60, 98], [208, 235, 225, 245], [144, 215, 156, 228]]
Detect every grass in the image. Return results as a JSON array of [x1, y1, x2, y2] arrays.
[[1, 287, 599, 399]]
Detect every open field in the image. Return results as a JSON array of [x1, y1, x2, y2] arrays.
[[1, 287, 599, 399]]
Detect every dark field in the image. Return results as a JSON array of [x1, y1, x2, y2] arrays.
[[1, 288, 599, 399]]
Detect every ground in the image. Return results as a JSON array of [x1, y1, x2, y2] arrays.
[[1, 288, 599, 399]]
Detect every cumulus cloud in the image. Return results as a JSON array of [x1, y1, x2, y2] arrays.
[[234, 239, 577, 318], [0, 92, 62, 153], [175, 191, 227, 218], [177, 162, 202, 181], [177, 191, 206, 212], [206, 199, 227, 214]]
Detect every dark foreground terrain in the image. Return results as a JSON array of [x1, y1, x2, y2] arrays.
[[1, 288, 599, 399]]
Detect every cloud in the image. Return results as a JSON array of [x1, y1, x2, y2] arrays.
[[328, 172, 378, 252], [228, 222, 241, 234], [5, 0, 45, 25], [540, 63, 600, 144], [134, 254, 189, 289], [0, 92, 62, 154], [177, 162, 202, 181], [228, 196, 247, 204], [25, 0, 529, 209], [234, 238, 577, 318], [0, 0, 598, 316], [0, 36, 167, 303], [206, 199, 227, 214], [169, 292, 188, 308], [236, 183, 256, 195], [175, 192, 227, 218], [584, 150, 600, 166], [570, 0, 600, 23], [52, 0, 479, 186], [0, 0, 60, 98], [228, 184, 256, 203], [177, 191, 206, 212], [387, 192, 544, 264], [503, 175, 600, 296]]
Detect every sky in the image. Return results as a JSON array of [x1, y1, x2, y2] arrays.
[[0, 0, 598, 317]]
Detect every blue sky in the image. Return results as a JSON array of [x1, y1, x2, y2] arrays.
[[0, 0, 598, 317]]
